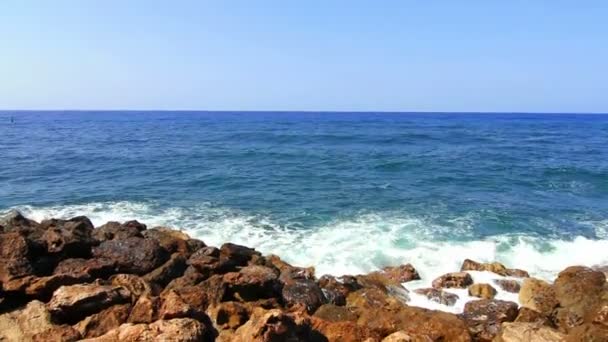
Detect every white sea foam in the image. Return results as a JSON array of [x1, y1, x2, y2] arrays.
[[6, 201, 608, 313]]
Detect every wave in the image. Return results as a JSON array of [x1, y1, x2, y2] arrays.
[[4, 201, 608, 312]]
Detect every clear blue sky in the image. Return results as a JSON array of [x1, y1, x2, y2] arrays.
[[2, 1, 607, 112]]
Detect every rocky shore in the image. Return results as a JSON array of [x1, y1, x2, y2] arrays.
[[0, 211, 606, 341]]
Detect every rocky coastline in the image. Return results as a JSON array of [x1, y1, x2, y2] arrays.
[[0, 211, 606, 341]]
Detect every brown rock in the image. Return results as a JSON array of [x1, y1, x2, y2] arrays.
[[143, 227, 201, 257], [505, 269, 530, 278], [468, 283, 497, 299], [40, 216, 96, 257], [282, 278, 326, 313], [25, 273, 89, 299], [159, 286, 209, 321], [564, 322, 608, 342], [127, 294, 159, 323], [0, 210, 41, 238], [266, 254, 315, 282], [75, 304, 131, 338], [31, 325, 81, 342], [208, 301, 250, 330], [554, 266, 606, 318], [92, 237, 169, 275], [461, 259, 508, 276], [519, 278, 558, 316], [143, 252, 187, 287], [515, 307, 552, 326], [80, 318, 210, 342], [413, 288, 459, 306], [593, 304, 608, 326], [382, 306, 471, 342], [380, 263, 421, 283], [432, 272, 473, 289], [230, 308, 313, 341], [92, 221, 144, 242], [382, 330, 433, 342], [53, 257, 117, 280], [461, 299, 519, 341], [220, 243, 261, 265], [494, 279, 521, 293], [48, 284, 131, 323], [552, 307, 584, 333], [318, 274, 362, 306], [0, 232, 34, 288], [187, 246, 238, 277], [313, 304, 358, 322], [495, 322, 565, 341], [165, 265, 206, 290], [109, 274, 154, 300], [311, 317, 379, 342], [223, 265, 282, 301], [356, 272, 410, 303]]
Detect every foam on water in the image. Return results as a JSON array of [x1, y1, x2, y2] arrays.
[[6, 201, 608, 313]]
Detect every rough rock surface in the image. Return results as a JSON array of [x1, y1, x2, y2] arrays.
[[461, 299, 519, 341], [413, 288, 459, 306], [468, 283, 497, 299], [432, 272, 473, 289]]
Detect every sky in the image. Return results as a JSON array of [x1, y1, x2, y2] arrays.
[[1, 1, 607, 113]]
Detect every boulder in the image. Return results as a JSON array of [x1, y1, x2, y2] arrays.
[[313, 304, 359, 322], [25, 273, 90, 299], [461, 259, 508, 276], [495, 322, 566, 341], [564, 323, 608, 342], [0, 300, 53, 340], [92, 237, 169, 275], [519, 278, 558, 316], [461, 299, 519, 341], [165, 266, 206, 290], [127, 294, 159, 324], [468, 283, 497, 299], [318, 274, 362, 306], [92, 221, 144, 242], [220, 243, 261, 266], [53, 257, 117, 280], [266, 255, 315, 282], [311, 317, 379, 342], [282, 278, 326, 313], [356, 272, 410, 303], [143, 252, 187, 287], [230, 308, 313, 342], [75, 303, 131, 338], [208, 301, 250, 331], [31, 325, 81, 342], [80, 318, 210, 342], [143, 227, 201, 257], [109, 274, 154, 300], [494, 279, 521, 293], [382, 330, 433, 342], [39, 216, 96, 257], [515, 307, 552, 326], [187, 246, 237, 277], [47, 284, 131, 323], [0, 210, 42, 239], [413, 288, 459, 306], [553, 266, 606, 318], [505, 269, 530, 278], [380, 263, 421, 283], [0, 232, 34, 290], [432, 272, 473, 289], [222, 265, 282, 301], [159, 286, 209, 321]]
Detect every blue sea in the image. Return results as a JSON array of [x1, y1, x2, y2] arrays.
[[1, 111, 607, 303]]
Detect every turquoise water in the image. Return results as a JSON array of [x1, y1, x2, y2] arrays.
[[1, 111, 607, 280]]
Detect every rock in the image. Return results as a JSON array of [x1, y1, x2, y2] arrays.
[[109, 274, 154, 300], [505, 269, 530, 278], [515, 307, 552, 326], [208, 301, 250, 330], [143, 227, 201, 257], [25, 273, 89, 299], [592, 265, 608, 279], [0, 232, 34, 289], [461, 299, 519, 341], [413, 288, 459, 306], [519, 278, 558, 316], [313, 304, 358, 322], [165, 266, 206, 289], [48, 284, 131, 323], [159, 286, 209, 321], [382, 306, 471, 342], [494, 279, 521, 293], [223, 265, 282, 301], [39, 216, 96, 257], [0, 210, 42, 238], [127, 294, 159, 323], [0, 300, 51, 340], [311, 317, 379, 342], [593, 303, 608, 326], [54, 257, 117, 279], [31, 325, 81, 342], [380, 263, 421, 283], [188, 246, 237, 277], [461, 259, 508, 276], [552, 307, 584, 333], [266, 255, 315, 282], [220, 242, 261, 266], [92, 237, 169, 275], [92, 221, 144, 242], [432, 272, 473, 289], [564, 323, 608, 342], [318, 274, 362, 306], [347, 287, 404, 312], [282, 278, 326, 313], [382, 330, 433, 342], [468, 283, 497, 299], [80, 318, 210, 342], [75, 304, 131, 338], [553, 266, 606, 318], [230, 308, 313, 341], [356, 272, 410, 303], [495, 322, 566, 341], [143, 252, 187, 287]]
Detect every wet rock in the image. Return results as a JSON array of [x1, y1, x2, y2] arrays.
[[313, 304, 359, 322], [494, 279, 521, 293], [92, 221, 144, 242], [495, 322, 565, 341], [143, 252, 187, 287], [318, 274, 362, 306], [0, 210, 42, 239], [39, 216, 96, 257], [515, 307, 552, 326], [220, 242, 261, 266], [266, 254, 315, 282], [432, 272, 473, 289], [208, 301, 250, 330], [519, 278, 558, 316], [81, 318, 210, 342], [554, 266, 606, 318], [75, 303, 131, 338], [282, 278, 326, 313], [223, 265, 282, 301], [379, 263, 421, 283], [468, 283, 497, 299], [505, 269, 530, 278], [230, 308, 314, 341], [461, 259, 508, 276], [356, 272, 410, 303], [413, 288, 459, 306], [461, 299, 519, 341], [143, 227, 201, 257], [48, 284, 131, 323], [92, 237, 169, 275]]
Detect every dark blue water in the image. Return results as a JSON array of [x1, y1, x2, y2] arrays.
[[1, 111, 607, 277]]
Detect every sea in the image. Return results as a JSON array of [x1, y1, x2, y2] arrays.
[[1, 111, 607, 312]]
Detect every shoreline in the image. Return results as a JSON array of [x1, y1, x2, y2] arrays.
[[0, 211, 606, 341]]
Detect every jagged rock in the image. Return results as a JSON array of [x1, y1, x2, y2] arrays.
[[165, 265, 206, 289], [187, 246, 237, 277], [75, 303, 131, 338], [92, 237, 168, 275], [515, 307, 552, 326], [0, 210, 42, 239], [519, 278, 558, 316], [127, 294, 159, 323], [48, 284, 131, 323], [109, 274, 153, 300], [379, 263, 421, 283], [223, 265, 282, 301], [432, 272, 473, 289], [143, 252, 187, 287], [80, 318, 210, 342], [593, 303, 608, 326], [468, 283, 497, 299], [282, 278, 326, 313], [208, 301, 250, 330], [230, 308, 313, 341], [318, 274, 362, 306], [25, 273, 88, 299], [553, 266, 606, 318], [461, 259, 508, 276], [159, 286, 209, 321], [461, 299, 519, 341], [552, 307, 584, 333], [495, 322, 565, 341], [266, 255, 315, 282], [92, 221, 144, 242], [31, 325, 81, 342], [0, 232, 35, 292], [382, 330, 433, 342], [564, 323, 608, 341], [494, 279, 521, 293], [143, 227, 202, 257], [313, 304, 359, 322], [220, 243, 261, 265], [39, 216, 96, 257], [505, 269, 530, 278], [53, 257, 117, 280], [311, 317, 379, 342], [356, 272, 410, 303], [413, 288, 459, 306]]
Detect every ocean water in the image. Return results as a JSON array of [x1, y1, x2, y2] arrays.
[[1, 111, 607, 312]]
